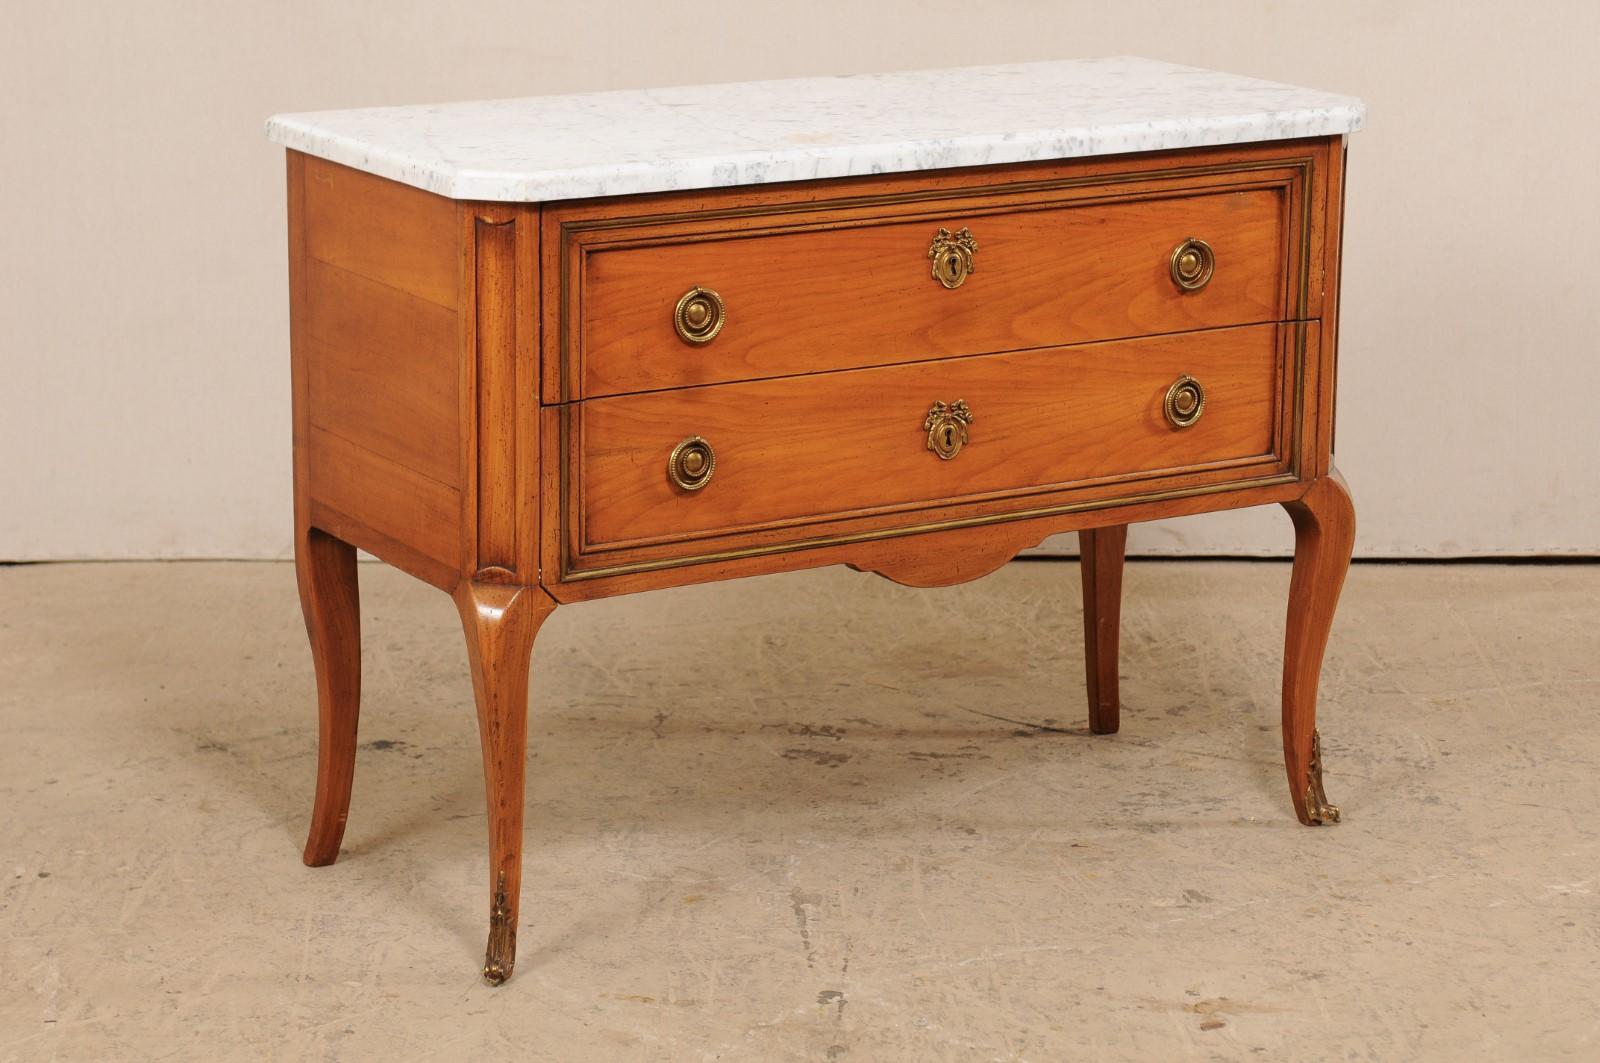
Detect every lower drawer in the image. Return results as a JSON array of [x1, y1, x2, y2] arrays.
[[559, 322, 1300, 573]]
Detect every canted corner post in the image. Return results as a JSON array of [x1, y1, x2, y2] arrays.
[[453, 581, 558, 986], [297, 526, 362, 867], [1280, 470, 1356, 826], [1079, 524, 1128, 735]]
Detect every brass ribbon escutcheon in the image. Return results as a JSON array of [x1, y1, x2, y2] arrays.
[[924, 400, 974, 460], [928, 227, 978, 289]]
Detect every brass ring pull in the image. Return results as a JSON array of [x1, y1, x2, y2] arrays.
[[928, 227, 978, 289], [673, 287, 725, 344], [1169, 237, 1215, 292], [1164, 375, 1205, 429], [668, 436, 716, 490], [924, 400, 974, 460]]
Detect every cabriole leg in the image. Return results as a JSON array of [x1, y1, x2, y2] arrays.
[[1280, 471, 1356, 825], [297, 527, 362, 867], [454, 581, 557, 985]]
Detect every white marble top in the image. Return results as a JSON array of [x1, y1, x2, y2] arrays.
[[266, 57, 1363, 203]]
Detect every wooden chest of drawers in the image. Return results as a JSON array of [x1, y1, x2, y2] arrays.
[[271, 59, 1363, 985]]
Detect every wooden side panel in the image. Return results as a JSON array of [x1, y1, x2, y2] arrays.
[[303, 157, 460, 309], [308, 427, 461, 589], [304, 259, 459, 487], [290, 151, 467, 589]]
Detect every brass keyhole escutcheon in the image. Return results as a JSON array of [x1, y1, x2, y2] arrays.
[[1164, 375, 1206, 429], [1169, 237, 1215, 291], [924, 399, 974, 460], [668, 436, 716, 491], [673, 287, 725, 344], [927, 227, 978, 289]]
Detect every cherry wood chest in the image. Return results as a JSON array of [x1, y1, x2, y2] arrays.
[[270, 58, 1364, 983]]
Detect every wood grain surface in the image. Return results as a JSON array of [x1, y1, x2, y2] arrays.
[[580, 186, 1288, 397], [574, 324, 1287, 555]]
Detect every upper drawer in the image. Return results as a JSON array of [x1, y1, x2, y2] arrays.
[[553, 160, 1311, 400]]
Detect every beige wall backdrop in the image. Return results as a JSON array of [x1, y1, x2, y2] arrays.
[[4, 1, 1597, 560]]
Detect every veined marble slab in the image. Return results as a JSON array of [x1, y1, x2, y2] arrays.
[[266, 57, 1364, 203]]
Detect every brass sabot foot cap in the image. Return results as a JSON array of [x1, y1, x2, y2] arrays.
[[483, 954, 514, 986]]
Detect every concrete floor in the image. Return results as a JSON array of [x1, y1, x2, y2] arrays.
[[1, 560, 1597, 1061]]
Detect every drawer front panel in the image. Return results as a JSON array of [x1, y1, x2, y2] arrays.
[[567, 323, 1293, 566], [575, 184, 1291, 398]]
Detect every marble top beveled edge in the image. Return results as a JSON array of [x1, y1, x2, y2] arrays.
[[265, 57, 1365, 203]]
